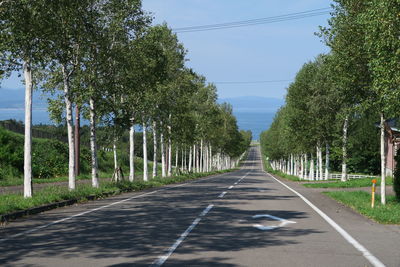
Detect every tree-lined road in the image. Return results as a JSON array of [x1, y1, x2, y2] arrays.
[[1, 146, 399, 266]]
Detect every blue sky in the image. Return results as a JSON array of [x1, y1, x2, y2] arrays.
[[142, 0, 332, 99], [2, 0, 332, 100]]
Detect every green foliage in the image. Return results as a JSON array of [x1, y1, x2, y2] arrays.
[[325, 191, 400, 224]]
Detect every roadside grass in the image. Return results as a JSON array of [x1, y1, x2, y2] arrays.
[[262, 161, 302, 182], [324, 191, 400, 224], [0, 171, 146, 187], [0, 169, 234, 216], [304, 177, 393, 188]]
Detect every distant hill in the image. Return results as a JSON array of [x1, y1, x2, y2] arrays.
[[218, 96, 284, 113]]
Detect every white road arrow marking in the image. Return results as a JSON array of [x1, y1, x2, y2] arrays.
[[252, 214, 296, 231]]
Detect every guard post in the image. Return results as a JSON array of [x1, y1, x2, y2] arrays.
[[371, 179, 377, 208]]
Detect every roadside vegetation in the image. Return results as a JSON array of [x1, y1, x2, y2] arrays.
[[1, 1, 252, 200], [260, 0, 400, 205], [304, 177, 393, 189], [324, 191, 400, 224]]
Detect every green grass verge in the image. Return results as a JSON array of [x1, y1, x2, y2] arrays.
[[304, 177, 393, 188], [324, 191, 400, 224], [0, 169, 234, 216], [0, 171, 147, 187]]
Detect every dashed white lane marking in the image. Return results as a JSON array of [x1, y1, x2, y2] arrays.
[[151, 204, 214, 267], [218, 191, 227, 198], [266, 172, 385, 267], [228, 185, 234, 190]]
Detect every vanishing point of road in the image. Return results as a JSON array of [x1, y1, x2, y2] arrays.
[[1, 146, 399, 266]]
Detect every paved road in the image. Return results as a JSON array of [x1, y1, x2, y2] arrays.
[[1, 146, 399, 266]]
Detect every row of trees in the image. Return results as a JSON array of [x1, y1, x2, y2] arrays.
[[261, 0, 400, 204], [1, 0, 251, 198]]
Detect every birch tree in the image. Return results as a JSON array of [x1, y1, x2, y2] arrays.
[[1, 0, 47, 197]]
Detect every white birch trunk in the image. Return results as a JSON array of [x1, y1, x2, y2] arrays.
[[341, 115, 349, 182], [23, 60, 33, 198], [325, 143, 330, 180], [380, 113, 386, 204], [310, 155, 315, 180], [196, 144, 200, 172], [152, 121, 157, 178], [189, 146, 192, 172], [89, 97, 99, 188], [176, 147, 179, 170], [143, 122, 148, 181], [113, 138, 118, 170], [62, 65, 76, 191], [209, 145, 212, 171], [161, 130, 166, 177], [129, 121, 135, 181], [318, 144, 323, 181], [167, 138, 172, 176], [200, 139, 203, 172]]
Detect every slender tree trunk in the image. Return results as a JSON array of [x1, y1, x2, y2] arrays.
[[152, 121, 157, 178], [380, 112, 386, 205], [184, 148, 187, 170], [318, 143, 323, 181], [62, 65, 76, 191], [341, 115, 349, 181], [209, 145, 212, 171], [167, 118, 172, 176], [74, 105, 80, 176], [143, 122, 148, 181], [196, 144, 200, 172], [189, 146, 192, 172], [167, 138, 172, 176], [310, 154, 315, 180], [89, 97, 99, 188], [176, 146, 179, 170], [113, 137, 118, 170], [161, 130, 166, 177], [200, 139, 203, 172], [23, 60, 33, 198], [181, 147, 184, 170], [325, 143, 330, 180], [304, 154, 308, 179], [129, 119, 135, 181]]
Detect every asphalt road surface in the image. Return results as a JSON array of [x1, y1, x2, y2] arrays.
[[1, 146, 399, 266]]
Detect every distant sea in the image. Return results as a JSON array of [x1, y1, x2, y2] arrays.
[[0, 108, 53, 125], [233, 111, 275, 141]]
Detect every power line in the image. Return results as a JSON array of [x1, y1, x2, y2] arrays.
[[172, 8, 331, 33], [212, 79, 293, 85]]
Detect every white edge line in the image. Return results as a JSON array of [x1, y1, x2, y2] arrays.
[[0, 171, 236, 243], [152, 204, 214, 267], [265, 172, 385, 267]]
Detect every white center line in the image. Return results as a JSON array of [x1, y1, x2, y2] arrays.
[[151, 204, 214, 267], [218, 191, 227, 198]]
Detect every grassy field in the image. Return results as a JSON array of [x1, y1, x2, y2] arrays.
[[0, 169, 235, 216], [324, 191, 400, 224], [304, 177, 393, 188]]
